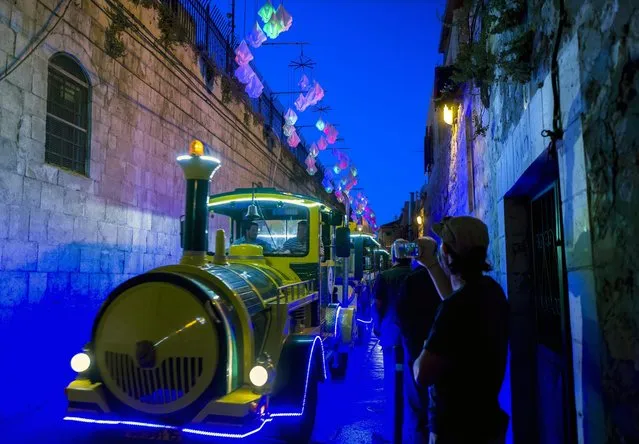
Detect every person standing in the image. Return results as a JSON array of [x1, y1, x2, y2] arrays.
[[413, 216, 510, 444], [397, 237, 449, 443], [372, 239, 413, 443]]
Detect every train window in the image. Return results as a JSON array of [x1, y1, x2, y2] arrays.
[[214, 199, 311, 257]]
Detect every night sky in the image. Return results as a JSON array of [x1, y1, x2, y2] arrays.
[[234, 0, 446, 225]]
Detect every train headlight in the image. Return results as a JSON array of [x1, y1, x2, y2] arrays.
[[249, 366, 269, 387], [70, 353, 91, 373]]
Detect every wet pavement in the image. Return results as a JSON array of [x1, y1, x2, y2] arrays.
[[7, 333, 388, 444]]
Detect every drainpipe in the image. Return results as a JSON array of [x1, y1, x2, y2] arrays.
[[408, 192, 414, 241], [177, 141, 221, 266]]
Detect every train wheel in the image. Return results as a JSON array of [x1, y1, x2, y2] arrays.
[[277, 367, 319, 443]]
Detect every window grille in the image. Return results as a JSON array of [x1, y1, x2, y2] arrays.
[[45, 54, 90, 175]]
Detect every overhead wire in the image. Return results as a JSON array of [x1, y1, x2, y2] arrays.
[[32, 0, 304, 185], [0, 0, 72, 82]]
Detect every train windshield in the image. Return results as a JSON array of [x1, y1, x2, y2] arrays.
[[210, 199, 311, 257]]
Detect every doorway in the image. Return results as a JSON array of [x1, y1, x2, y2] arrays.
[[530, 184, 576, 444], [504, 151, 577, 444]]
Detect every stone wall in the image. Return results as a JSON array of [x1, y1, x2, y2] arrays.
[[0, 0, 332, 428], [424, 0, 638, 442]]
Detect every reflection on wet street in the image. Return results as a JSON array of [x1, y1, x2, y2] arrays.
[[312, 335, 386, 444]]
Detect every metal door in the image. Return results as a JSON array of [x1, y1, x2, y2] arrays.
[[530, 184, 577, 443]]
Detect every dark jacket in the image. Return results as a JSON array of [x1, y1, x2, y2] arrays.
[[397, 266, 441, 362], [372, 260, 412, 347]]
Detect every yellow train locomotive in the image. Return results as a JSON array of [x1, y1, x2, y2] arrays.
[[63, 141, 357, 442]]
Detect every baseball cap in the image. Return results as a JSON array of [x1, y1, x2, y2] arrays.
[[432, 216, 489, 256]]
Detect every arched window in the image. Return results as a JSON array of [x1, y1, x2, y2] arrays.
[[45, 53, 91, 175]]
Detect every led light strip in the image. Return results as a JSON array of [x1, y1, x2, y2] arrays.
[[333, 306, 342, 337], [356, 318, 373, 324], [64, 336, 327, 436], [64, 416, 271, 439], [271, 336, 326, 418]]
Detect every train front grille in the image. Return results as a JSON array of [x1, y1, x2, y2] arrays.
[[104, 351, 204, 404]]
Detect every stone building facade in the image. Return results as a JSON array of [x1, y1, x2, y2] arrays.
[[423, 0, 638, 442], [0, 0, 334, 428]]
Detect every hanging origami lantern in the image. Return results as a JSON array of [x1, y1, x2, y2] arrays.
[[315, 117, 325, 132], [263, 14, 284, 39], [247, 21, 267, 48], [284, 108, 298, 126], [340, 176, 348, 186], [307, 165, 317, 175], [245, 75, 264, 98], [337, 151, 349, 169], [234, 40, 253, 66], [274, 4, 293, 32], [317, 136, 328, 151], [310, 142, 319, 157], [287, 130, 300, 148], [333, 165, 341, 174], [299, 74, 310, 91], [283, 124, 295, 137], [235, 63, 256, 84], [324, 124, 339, 144], [258, 0, 275, 23], [322, 177, 333, 193], [294, 93, 307, 112], [350, 165, 358, 177], [304, 81, 324, 108], [335, 190, 344, 203]]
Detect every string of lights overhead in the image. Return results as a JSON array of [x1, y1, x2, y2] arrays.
[[233, 0, 378, 231]]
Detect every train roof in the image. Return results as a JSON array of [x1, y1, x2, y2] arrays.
[[208, 187, 341, 212]]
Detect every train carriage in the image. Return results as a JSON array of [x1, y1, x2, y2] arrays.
[[63, 141, 357, 442]]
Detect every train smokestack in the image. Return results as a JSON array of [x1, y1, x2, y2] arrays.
[[177, 140, 221, 265]]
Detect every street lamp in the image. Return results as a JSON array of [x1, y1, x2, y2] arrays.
[[443, 104, 453, 125]]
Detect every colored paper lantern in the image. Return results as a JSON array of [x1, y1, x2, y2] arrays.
[[274, 4, 293, 32], [299, 74, 310, 91], [258, 0, 275, 23], [284, 108, 298, 126], [309, 142, 319, 157], [294, 93, 307, 112], [304, 81, 324, 107], [287, 130, 300, 148], [315, 118, 325, 132], [245, 75, 264, 98], [333, 165, 341, 174], [234, 40, 253, 66], [283, 124, 295, 137], [247, 21, 267, 48], [323, 124, 339, 144], [264, 14, 284, 39], [322, 177, 333, 193], [317, 136, 328, 151], [235, 64, 255, 84]]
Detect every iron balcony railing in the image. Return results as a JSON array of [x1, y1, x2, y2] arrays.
[[161, 0, 325, 179]]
